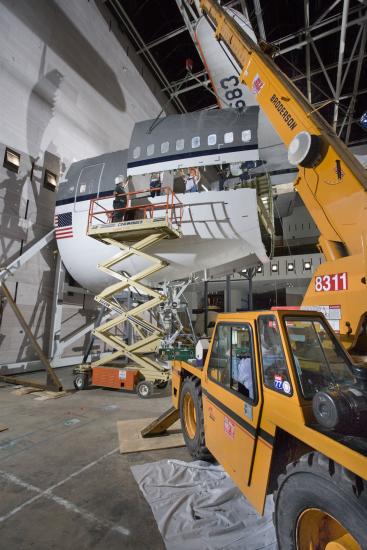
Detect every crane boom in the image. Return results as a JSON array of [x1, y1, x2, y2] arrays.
[[200, 0, 367, 351]]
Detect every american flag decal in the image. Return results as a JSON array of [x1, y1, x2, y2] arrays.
[[55, 212, 73, 239]]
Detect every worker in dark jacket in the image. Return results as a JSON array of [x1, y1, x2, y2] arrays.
[[112, 175, 129, 222], [150, 172, 162, 197]]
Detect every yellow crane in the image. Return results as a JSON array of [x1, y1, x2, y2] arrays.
[[201, 0, 367, 356]]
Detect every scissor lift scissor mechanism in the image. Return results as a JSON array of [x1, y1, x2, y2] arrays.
[[74, 189, 183, 397]]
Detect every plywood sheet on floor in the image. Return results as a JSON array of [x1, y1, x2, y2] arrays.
[[117, 418, 184, 454], [33, 391, 70, 401], [12, 387, 43, 396]]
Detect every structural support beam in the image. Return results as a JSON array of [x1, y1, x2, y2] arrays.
[[274, 4, 362, 47], [313, 0, 341, 26], [161, 70, 208, 91], [345, 21, 367, 143], [173, 78, 211, 96], [175, 0, 197, 44], [304, 0, 312, 102], [253, 0, 266, 41], [239, 0, 247, 17], [0, 282, 62, 391], [0, 229, 55, 283], [292, 52, 367, 83], [276, 13, 367, 55], [137, 26, 187, 54], [310, 40, 336, 96], [110, 0, 187, 113], [333, 0, 350, 130], [225, 274, 231, 312]]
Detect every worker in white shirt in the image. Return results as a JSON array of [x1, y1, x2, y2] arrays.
[[181, 167, 200, 192], [233, 356, 254, 399]]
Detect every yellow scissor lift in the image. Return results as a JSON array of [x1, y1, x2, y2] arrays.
[[73, 188, 183, 398]]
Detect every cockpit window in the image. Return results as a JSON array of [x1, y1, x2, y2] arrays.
[[284, 317, 355, 399], [208, 134, 217, 146], [224, 132, 234, 144], [242, 130, 251, 142], [76, 163, 104, 197], [176, 139, 184, 151], [191, 136, 200, 149], [133, 146, 141, 159], [161, 141, 169, 154], [147, 144, 155, 156]]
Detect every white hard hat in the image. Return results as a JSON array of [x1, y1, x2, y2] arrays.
[[115, 175, 125, 185]]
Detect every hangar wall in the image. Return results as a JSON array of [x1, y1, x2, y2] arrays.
[[0, 0, 168, 367]]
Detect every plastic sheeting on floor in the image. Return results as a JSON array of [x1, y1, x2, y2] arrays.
[[131, 459, 277, 550]]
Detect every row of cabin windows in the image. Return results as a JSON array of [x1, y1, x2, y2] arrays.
[[132, 129, 252, 160]]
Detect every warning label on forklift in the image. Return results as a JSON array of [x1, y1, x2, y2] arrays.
[[252, 74, 264, 95], [224, 416, 236, 439], [301, 304, 341, 333]]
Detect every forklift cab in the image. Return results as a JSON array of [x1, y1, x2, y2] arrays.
[[196, 309, 363, 512]]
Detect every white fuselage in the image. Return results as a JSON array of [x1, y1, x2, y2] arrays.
[[55, 189, 268, 294]]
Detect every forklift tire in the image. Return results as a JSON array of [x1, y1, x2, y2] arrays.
[[73, 373, 88, 391], [274, 451, 367, 549], [136, 380, 153, 399], [155, 380, 168, 389], [179, 376, 212, 461]]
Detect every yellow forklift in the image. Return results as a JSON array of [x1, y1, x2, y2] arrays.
[[168, 309, 367, 549]]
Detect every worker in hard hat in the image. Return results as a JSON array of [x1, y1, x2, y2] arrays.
[[150, 172, 162, 197], [112, 175, 129, 222]]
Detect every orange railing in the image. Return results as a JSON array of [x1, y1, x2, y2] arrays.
[[87, 187, 183, 233]]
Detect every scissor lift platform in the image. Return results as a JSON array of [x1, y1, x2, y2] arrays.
[[87, 217, 181, 243], [73, 188, 183, 398]]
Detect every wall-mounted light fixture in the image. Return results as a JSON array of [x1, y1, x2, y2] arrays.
[[303, 260, 312, 271], [287, 261, 295, 272], [3, 147, 20, 173], [271, 263, 279, 273], [44, 169, 58, 191], [256, 265, 263, 273]]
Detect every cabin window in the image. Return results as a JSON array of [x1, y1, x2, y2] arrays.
[[192, 136, 200, 149], [176, 139, 184, 151], [242, 130, 252, 142], [161, 141, 169, 154], [224, 132, 234, 144], [208, 134, 217, 146], [133, 146, 141, 159], [3, 147, 20, 173], [147, 144, 155, 156]]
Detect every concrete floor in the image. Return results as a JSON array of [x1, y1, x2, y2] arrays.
[[0, 367, 190, 549]]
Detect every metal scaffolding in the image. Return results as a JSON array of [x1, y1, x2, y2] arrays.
[[105, 0, 367, 146]]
